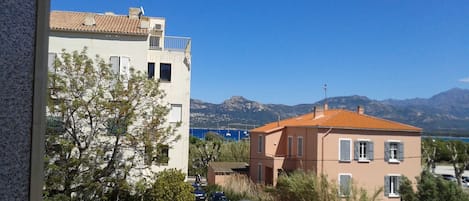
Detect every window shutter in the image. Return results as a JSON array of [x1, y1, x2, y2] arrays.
[[396, 176, 401, 195], [384, 176, 390, 196], [384, 142, 390, 161], [340, 140, 350, 161], [368, 141, 374, 161], [48, 53, 57, 72], [119, 56, 130, 79], [110, 56, 120, 76], [354, 141, 359, 160], [398, 142, 404, 161]]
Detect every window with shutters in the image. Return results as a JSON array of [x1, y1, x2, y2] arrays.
[[384, 175, 400, 197], [297, 136, 303, 157], [339, 173, 352, 197], [287, 136, 293, 158], [168, 104, 182, 123], [110, 56, 131, 80], [385, 141, 403, 163], [339, 138, 352, 162], [160, 63, 171, 82], [354, 139, 373, 162]]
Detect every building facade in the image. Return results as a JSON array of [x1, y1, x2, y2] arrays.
[[48, 8, 191, 177], [249, 105, 421, 200]]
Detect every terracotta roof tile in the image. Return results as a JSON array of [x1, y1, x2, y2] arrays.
[[208, 162, 249, 173], [50, 11, 148, 36], [251, 109, 421, 133]]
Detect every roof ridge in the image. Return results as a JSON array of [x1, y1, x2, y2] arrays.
[[51, 10, 128, 17], [343, 109, 421, 130]]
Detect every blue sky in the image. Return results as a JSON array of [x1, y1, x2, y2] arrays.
[[51, 0, 469, 105]]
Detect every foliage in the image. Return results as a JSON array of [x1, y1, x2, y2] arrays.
[[144, 169, 193, 201], [444, 140, 469, 185], [398, 176, 417, 201], [275, 171, 382, 201], [205, 131, 226, 142], [44, 48, 179, 200], [218, 141, 250, 162], [410, 171, 469, 201], [206, 175, 273, 201], [189, 140, 221, 176]]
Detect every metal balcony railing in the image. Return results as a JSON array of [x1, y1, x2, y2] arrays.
[[164, 36, 191, 52]]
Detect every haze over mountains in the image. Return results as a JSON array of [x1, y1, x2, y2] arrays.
[[190, 88, 469, 135]]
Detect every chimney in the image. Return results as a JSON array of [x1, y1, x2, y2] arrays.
[[128, 7, 142, 19], [139, 16, 150, 29], [313, 106, 324, 119], [357, 106, 365, 115], [83, 14, 96, 26], [324, 103, 328, 111]]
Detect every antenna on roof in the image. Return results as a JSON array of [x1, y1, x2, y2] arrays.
[[140, 6, 145, 16], [323, 84, 327, 103], [323, 84, 328, 110]]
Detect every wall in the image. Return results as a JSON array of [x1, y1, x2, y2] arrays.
[[0, 0, 49, 200], [318, 128, 421, 201]]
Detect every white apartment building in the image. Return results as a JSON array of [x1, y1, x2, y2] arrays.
[[48, 8, 191, 178]]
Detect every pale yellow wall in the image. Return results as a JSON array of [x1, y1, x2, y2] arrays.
[[49, 22, 191, 177]]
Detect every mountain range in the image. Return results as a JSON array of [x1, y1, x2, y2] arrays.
[[190, 88, 469, 135]]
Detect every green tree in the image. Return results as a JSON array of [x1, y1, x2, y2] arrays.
[[398, 176, 417, 201], [144, 169, 193, 201], [44, 48, 179, 200], [445, 140, 469, 185], [218, 141, 250, 162]]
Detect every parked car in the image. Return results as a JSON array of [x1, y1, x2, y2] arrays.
[[193, 183, 206, 201], [209, 191, 228, 201], [461, 176, 469, 187], [440, 174, 457, 182]]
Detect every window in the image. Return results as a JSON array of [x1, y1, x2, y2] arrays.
[[385, 175, 400, 197], [297, 136, 303, 157], [149, 36, 160, 49], [354, 140, 374, 162], [110, 56, 130, 79], [257, 163, 262, 183], [339, 138, 351, 162], [157, 144, 169, 165], [148, 62, 155, 79], [258, 135, 264, 153], [168, 104, 182, 123], [339, 174, 352, 197], [288, 136, 293, 157], [385, 141, 404, 162], [160, 63, 171, 82]]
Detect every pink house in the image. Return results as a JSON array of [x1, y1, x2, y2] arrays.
[[249, 105, 421, 200]]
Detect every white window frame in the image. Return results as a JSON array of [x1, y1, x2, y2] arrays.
[[338, 173, 352, 197], [258, 135, 264, 153], [287, 136, 293, 158], [297, 136, 304, 157], [357, 139, 371, 162], [387, 140, 401, 163], [387, 174, 401, 198], [339, 138, 352, 162]]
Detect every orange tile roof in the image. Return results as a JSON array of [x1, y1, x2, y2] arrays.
[[251, 109, 422, 133], [50, 11, 148, 36]]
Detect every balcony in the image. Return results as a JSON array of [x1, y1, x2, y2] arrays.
[[164, 36, 191, 52]]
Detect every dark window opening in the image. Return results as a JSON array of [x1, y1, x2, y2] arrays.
[[160, 63, 171, 82], [148, 62, 155, 79]]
